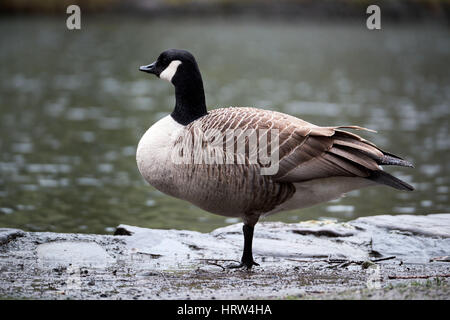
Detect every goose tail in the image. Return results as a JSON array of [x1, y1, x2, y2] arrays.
[[331, 129, 414, 191], [368, 170, 414, 191]]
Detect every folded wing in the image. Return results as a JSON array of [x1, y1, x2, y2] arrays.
[[186, 107, 414, 191]]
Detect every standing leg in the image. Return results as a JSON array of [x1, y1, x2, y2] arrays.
[[240, 224, 259, 269], [228, 223, 259, 270]]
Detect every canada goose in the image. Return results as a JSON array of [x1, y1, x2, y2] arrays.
[[137, 49, 414, 269]]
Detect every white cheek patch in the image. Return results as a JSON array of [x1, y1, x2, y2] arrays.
[[159, 60, 182, 82]]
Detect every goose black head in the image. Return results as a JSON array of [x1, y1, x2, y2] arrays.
[[139, 49, 207, 125], [139, 49, 201, 85]]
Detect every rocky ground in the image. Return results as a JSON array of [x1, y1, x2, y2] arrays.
[[0, 214, 449, 300]]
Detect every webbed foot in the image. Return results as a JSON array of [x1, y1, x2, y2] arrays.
[[227, 259, 259, 270]]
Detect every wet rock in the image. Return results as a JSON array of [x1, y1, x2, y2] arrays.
[[113, 227, 132, 236], [210, 221, 367, 261], [353, 214, 450, 238], [36, 241, 115, 268], [350, 214, 450, 263], [0, 214, 449, 299], [0, 228, 25, 245]]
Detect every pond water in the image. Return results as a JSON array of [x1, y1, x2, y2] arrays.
[[0, 16, 449, 234]]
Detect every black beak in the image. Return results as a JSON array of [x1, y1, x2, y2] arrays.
[[139, 62, 156, 74]]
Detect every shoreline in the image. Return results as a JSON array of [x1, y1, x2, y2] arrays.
[[1, 213, 449, 299]]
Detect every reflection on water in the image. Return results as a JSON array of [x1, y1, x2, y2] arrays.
[[0, 17, 449, 234]]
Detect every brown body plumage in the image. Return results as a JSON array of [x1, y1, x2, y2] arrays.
[[138, 107, 413, 227]]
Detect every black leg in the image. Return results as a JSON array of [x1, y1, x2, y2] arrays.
[[241, 224, 259, 269], [228, 224, 259, 270]]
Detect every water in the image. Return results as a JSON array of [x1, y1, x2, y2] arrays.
[[0, 16, 449, 234]]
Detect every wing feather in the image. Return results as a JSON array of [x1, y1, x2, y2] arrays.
[[185, 107, 411, 185]]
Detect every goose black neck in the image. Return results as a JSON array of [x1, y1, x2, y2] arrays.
[[171, 73, 207, 126]]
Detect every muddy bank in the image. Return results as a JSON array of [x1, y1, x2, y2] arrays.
[[0, 214, 449, 299]]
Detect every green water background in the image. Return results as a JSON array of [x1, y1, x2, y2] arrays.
[[0, 17, 448, 234]]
